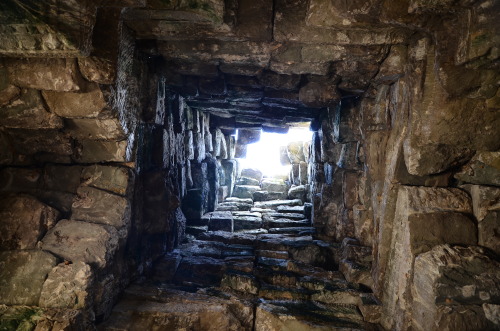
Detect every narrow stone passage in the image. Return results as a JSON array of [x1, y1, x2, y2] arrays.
[[99, 171, 380, 330]]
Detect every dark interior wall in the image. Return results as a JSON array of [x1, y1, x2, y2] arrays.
[[0, 0, 499, 330]]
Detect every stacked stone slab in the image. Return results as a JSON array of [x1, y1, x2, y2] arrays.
[[101, 197, 381, 330]]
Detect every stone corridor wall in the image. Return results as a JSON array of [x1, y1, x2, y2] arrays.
[[0, 0, 499, 330], [309, 28, 500, 331]]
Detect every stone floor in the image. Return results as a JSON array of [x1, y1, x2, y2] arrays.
[[99, 197, 381, 330]]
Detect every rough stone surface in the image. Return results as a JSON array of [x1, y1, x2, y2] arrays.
[[0, 250, 58, 305], [412, 245, 500, 331], [0, 194, 60, 250], [39, 261, 94, 310], [42, 84, 108, 118], [42, 219, 119, 269], [71, 186, 130, 229], [6, 58, 85, 91], [0, 88, 63, 129]]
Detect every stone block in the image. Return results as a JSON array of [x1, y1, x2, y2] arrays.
[[288, 185, 308, 201], [42, 84, 107, 118], [299, 80, 340, 108], [287, 141, 305, 163], [0, 194, 60, 250], [0, 250, 58, 305], [43, 165, 83, 193], [375, 45, 407, 83], [6, 58, 85, 91], [65, 117, 126, 140], [0, 84, 20, 107], [0, 88, 63, 129], [9, 129, 73, 156], [237, 176, 260, 186], [78, 56, 116, 84], [81, 165, 131, 196], [39, 261, 94, 309], [241, 168, 263, 181], [0, 167, 42, 192], [299, 161, 308, 185], [74, 140, 128, 163], [41, 219, 119, 269], [478, 212, 500, 256], [261, 179, 287, 193], [182, 188, 206, 221], [337, 142, 361, 170], [404, 52, 500, 176], [238, 128, 261, 144], [233, 185, 260, 199], [235, 142, 247, 158], [207, 211, 234, 232], [455, 151, 500, 186], [412, 245, 500, 331], [382, 186, 475, 330], [71, 186, 130, 229]]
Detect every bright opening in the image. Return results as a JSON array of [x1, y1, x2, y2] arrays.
[[237, 125, 313, 178]]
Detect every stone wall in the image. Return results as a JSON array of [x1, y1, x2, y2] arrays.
[[308, 9, 500, 329]]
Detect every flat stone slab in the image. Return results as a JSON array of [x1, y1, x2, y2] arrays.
[[100, 285, 254, 330], [254, 199, 303, 210], [265, 218, 310, 228], [263, 212, 306, 220], [276, 205, 306, 213], [255, 300, 364, 330]]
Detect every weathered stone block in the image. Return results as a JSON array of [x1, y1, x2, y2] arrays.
[[261, 179, 287, 193], [241, 168, 263, 181], [42, 84, 107, 118], [207, 211, 234, 232], [233, 185, 260, 199], [39, 261, 94, 309], [299, 80, 340, 108], [0, 89, 63, 129], [81, 165, 131, 196], [412, 245, 500, 331], [0, 85, 20, 107], [7, 58, 85, 91], [0, 250, 58, 305], [43, 165, 83, 193], [42, 219, 119, 269], [288, 185, 308, 201], [455, 151, 500, 186], [71, 186, 130, 229], [287, 141, 305, 163], [238, 128, 261, 144], [65, 117, 126, 140], [78, 56, 116, 84], [74, 140, 128, 163], [382, 186, 475, 330], [0, 194, 59, 250], [0, 167, 42, 192], [9, 129, 73, 156]]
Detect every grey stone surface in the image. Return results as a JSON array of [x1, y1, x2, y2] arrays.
[[39, 261, 94, 309], [0, 194, 60, 250], [0, 250, 58, 305], [71, 186, 130, 229], [41, 219, 119, 269]]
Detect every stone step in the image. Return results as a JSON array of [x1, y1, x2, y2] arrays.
[[258, 284, 310, 301], [256, 249, 289, 259], [225, 197, 253, 204], [221, 270, 259, 295], [185, 225, 208, 236], [236, 176, 260, 186], [232, 185, 260, 199], [99, 285, 254, 330], [216, 201, 252, 211], [263, 212, 306, 220], [197, 230, 257, 246], [233, 216, 262, 231], [276, 205, 306, 213], [268, 226, 315, 236], [255, 300, 366, 330], [253, 191, 287, 202], [254, 199, 303, 210], [264, 218, 310, 229], [173, 255, 226, 287]]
